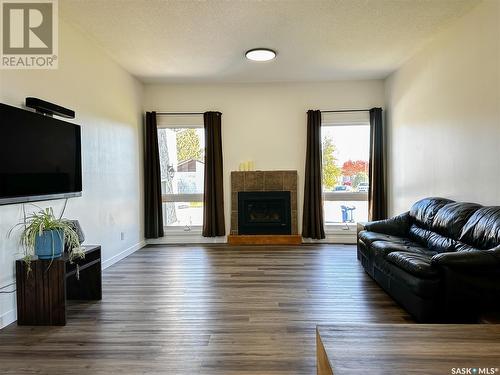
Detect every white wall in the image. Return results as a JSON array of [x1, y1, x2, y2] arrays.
[[385, 0, 500, 215], [144, 80, 385, 239], [0, 20, 145, 327]]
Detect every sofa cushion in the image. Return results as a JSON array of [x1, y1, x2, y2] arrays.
[[454, 242, 480, 253], [379, 259, 441, 298], [408, 224, 456, 253], [363, 212, 411, 237], [459, 206, 500, 250], [358, 230, 414, 246], [410, 197, 454, 230], [432, 202, 482, 239], [386, 251, 439, 278], [370, 240, 435, 259]]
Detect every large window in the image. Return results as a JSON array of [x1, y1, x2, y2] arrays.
[[157, 115, 204, 229], [321, 112, 370, 225]]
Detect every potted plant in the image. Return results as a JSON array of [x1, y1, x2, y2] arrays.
[[11, 207, 85, 272]]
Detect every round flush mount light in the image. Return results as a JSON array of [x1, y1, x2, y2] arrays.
[[245, 48, 276, 62]]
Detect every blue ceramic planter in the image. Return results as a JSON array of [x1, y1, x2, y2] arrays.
[[34, 229, 64, 260]]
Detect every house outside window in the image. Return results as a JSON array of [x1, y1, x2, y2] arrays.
[[156, 115, 204, 230]]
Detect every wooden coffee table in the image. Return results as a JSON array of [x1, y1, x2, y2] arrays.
[[317, 324, 500, 375]]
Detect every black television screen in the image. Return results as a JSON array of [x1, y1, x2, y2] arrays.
[[0, 103, 82, 205]]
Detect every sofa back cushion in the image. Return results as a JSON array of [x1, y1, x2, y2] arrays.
[[432, 202, 482, 240], [459, 206, 500, 250], [410, 197, 454, 230], [408, 224, 456, 253]]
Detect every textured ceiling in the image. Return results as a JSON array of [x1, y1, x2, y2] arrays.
[[60, 0, 479, 83]]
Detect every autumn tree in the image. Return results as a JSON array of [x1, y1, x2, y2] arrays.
[[351, 171, 368, 189], [322, 137, 342, 190], [342, 160, 368, 177], [176, 129, 203, 162]]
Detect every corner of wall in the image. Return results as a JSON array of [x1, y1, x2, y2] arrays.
[[382, 0, 500, 215], [0, 14, 147, 329]]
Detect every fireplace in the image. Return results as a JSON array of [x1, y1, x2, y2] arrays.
[[238, 191, 291, 235], [230, 171, 298, 237]]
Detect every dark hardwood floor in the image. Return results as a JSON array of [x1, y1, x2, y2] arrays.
[[0, 244, 412, 374]]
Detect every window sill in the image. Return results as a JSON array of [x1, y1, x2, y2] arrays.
[[302, 223, 358, 244], [163, 226, 203, 235], [325, 223, 357, 233]]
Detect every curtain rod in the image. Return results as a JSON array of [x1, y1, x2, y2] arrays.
[[320, 109, 371, 113], [156, 112, 205, 115], [157, 110, 370, 115]]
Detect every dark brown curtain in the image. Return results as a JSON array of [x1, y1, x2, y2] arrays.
[[144, 111, 164, 238], [203, 111, 225, 237], [302, 110, 325, 239], [368, 107, 387, 221]]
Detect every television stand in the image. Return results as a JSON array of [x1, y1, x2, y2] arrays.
[[16, 245, 102, 326]]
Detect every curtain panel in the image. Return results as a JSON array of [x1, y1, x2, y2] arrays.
[[302, 110, 325, 239], [368, 107, 387, 221], [144, 111, 164, 238], [203, 111, 225, 237]]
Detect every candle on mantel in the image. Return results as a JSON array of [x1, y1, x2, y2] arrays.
[[238, 161, 254, 171]]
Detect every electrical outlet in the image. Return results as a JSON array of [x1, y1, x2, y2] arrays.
[[120, 232, 125, 240]]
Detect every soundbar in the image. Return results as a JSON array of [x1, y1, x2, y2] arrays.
[[25, 97, 75, 119]]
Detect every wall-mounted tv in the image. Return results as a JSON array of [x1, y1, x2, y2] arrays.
[[0, 103, 82, 205]]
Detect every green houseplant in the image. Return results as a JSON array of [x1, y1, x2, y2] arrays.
[[11, 207, 85, 272]]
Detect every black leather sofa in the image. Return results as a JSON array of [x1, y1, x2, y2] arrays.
[[357, 197, 500, 322]]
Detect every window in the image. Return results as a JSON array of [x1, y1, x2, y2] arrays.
[[321, 112, 370, 225], [157, 115, 204, 229]]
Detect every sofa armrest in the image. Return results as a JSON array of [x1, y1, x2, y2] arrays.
[[357, 222, 367, 236], [431, 246, 500, 270], [362, 212, 410, 237]]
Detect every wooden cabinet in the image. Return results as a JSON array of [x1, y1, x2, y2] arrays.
[[16, 245, 101, 326]]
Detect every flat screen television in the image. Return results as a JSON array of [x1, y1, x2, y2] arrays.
[[0, 103, 82, 205]]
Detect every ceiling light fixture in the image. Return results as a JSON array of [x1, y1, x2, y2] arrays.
[[245, 48, 276, 62]]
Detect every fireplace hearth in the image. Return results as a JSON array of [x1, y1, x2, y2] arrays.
[[238, 191, 291, 235]]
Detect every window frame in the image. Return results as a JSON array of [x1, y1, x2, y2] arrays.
[[321, 118, 370, 229], [156, 120, 205, 231]]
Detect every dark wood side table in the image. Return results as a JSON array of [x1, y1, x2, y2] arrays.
[[15, 245, 102, 326]]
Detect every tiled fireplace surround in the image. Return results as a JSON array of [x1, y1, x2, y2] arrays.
[[230, 171, 298, 235]]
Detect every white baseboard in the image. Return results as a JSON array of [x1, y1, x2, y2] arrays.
[[101, 240, 146, 270], [325, 234, 357, 244], [302, 233, 357, 244], [147, 234, 226, 245], [149, 234, 355, 245], [0, 308, 17, 330]]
